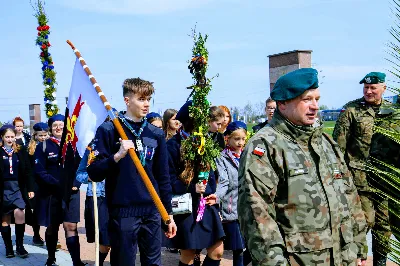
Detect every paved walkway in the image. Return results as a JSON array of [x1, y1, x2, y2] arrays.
[[0, 188, 395, 265]]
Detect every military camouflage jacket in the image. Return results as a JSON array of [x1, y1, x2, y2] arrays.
[[368, 105, 400, 198], [333, 97, 380, 183], [238, 111, 367, 266]]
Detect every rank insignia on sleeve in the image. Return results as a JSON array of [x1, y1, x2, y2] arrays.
[[253, 146, 265, 157]]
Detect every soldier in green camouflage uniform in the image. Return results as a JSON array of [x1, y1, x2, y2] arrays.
[[368, 100, 400, 265], [332, 72, 389, 265], [238, 68, 367, 266]]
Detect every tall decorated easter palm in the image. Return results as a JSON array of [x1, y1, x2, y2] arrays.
[[180, 28, 220, 221], [31, 0, 59, 118]]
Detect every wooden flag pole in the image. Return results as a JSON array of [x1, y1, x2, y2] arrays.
[[92, 182, 99, 266], [66, 40, 171, 227]]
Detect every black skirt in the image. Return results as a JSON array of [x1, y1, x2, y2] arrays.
[[168, 204, 225, 250], [2, 181, 25, 214], [222, 220, 246, 250], [84, 196, 110, 246], [63, 190, 80, 223], [36, 189, 63, 227]]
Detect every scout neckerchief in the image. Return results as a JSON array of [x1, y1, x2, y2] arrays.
[[223, 146, 241, 168], [118, 114, 148, 166], [2, 146, 14, 175], [179, 129, 190, 140], [49, 136, 61, 146]]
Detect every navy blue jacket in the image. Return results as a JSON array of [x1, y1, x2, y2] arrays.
[[87, 120, 172, 217], [34, 139, 81, 196], [167, 134, 216, 198], [0, 146, 34, 215]]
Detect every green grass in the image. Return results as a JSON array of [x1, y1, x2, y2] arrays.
[[323, 121, 336, 136], [246, 121, 337, 136]]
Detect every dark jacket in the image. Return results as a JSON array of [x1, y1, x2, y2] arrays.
[[0, 146, 34, 215], [15, 132, 31, 148], [167, 134, 216, 197], [251, 120, 268, 133], [87, 120, 172, 217]]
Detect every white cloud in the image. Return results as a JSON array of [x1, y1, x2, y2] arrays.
[[58, 0, 213, 15]]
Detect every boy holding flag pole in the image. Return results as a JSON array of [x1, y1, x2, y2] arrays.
[[64, 40, 176, 265]]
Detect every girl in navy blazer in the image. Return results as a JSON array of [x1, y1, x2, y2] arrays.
[[34, 115, 85, 266], [167, 101, 225, 266], [0, 125, 34, 258]]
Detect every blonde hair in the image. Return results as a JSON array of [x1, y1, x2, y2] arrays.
[[28, 131, 39, 155], [0, 128, 20, 152]]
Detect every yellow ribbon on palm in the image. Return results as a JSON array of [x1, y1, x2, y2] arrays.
[[194, 126, 206, 155]]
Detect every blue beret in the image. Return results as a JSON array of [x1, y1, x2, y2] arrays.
[[271, 68, 319, 101], [0, 124, 15, 136], [176, 100, 193, 124], [359, 72, 386, 84], [33, 122, 49, 132], [48, 114, 65, 127], [224, 121, 247, 136], [146, 112, 162, 120]]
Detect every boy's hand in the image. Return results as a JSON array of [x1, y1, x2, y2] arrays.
[[114, 138, 135, 162], [165, 215, 177, 238]]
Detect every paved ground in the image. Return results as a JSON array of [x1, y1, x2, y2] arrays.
[[0, 187, 395, 265]]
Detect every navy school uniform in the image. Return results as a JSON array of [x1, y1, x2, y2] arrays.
[[0, 147, 34, 215], [34, 139, 81, 227], [166, 134, 225, 250], [87, 119, 172, 266], [24, 150, 40, 226], [15, 132, 31, 148]]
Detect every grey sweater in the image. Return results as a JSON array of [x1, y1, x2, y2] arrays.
[[215, 152, 240, 221]]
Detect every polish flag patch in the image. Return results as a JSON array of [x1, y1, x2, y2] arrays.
[[253, 146, 265, 156]]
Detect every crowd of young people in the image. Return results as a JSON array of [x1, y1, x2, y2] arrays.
[[0, 77, 268, 266]]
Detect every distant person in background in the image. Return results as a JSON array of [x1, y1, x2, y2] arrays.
[[208, 106, 225, 150], [13, 117, 31, 148], [218, 105, 232, 134], [26, 122, 49, 247], [0, 125, 34, 258], [252, 97, 276, 133], [163, 109, 179, 141], [147, 112, 163, 129]]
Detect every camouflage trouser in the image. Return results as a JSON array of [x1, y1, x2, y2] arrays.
[[349, 168, 375, 227], [351, 167, 392, 260], [287, 245, 357, 266], [371, 196, 392, 260]]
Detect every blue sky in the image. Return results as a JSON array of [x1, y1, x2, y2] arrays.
[[0, 0, 394, 123]]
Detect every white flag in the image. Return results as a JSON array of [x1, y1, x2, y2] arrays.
[[64, 58, 108, 157]]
